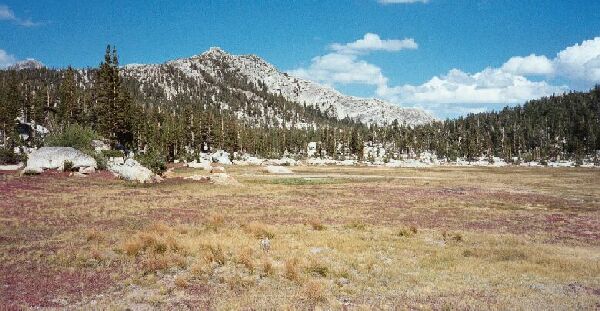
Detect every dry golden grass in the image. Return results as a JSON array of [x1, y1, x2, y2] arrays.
[[1, 166, 599, 309], [242, 222, 275, 239]]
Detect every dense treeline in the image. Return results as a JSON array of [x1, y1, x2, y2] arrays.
[[393, 89, 600, 163], [0, 46, 598, 164]]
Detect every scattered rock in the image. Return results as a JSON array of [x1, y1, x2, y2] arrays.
[[108, 157, 125, 165], [265, 165, 293, 174], [187, 160, 211, 170], [210, 173, 240, 186], [210, 166, 226, 174], [91, 140, 110, 152], [337, 277, 350, 286], [264, 157, 298, 166], [108, 158, 158, 183], [183, 175, 211, 182], [0, 162, 24, 171], [24, 147, 97, 172], [79, 166, 96, 174], [71, 172, 88, 178], [260, 238, 270, 252], [309, 247, 326, 254], [211, 150, 232, 165]]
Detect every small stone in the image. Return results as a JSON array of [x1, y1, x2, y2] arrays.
[[260, 238, 270, 252]]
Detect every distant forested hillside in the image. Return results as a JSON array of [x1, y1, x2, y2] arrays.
[[0, 46, 598, 164], [385, 88, 600, 163]]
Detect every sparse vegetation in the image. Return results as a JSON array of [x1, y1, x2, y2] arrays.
[[45, 124, 99, 151], [1, 166, 599, 309], [309, 218, 326, 231], [0, 148, 25, 165], [62, 160, 74, 172]]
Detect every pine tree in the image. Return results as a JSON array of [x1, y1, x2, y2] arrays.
[[95, 45, 134, 147], [0, 73, 21, 148], [58, 66, 78, 126]]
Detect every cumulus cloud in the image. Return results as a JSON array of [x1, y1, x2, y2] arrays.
[[289, 33, 413, 87], [554, 37, 600, 83], [501, 54, 554, 76], [377, 68, 566, 105], [289, 35, 600, 113], [330, 33, 418, 55], [0, 4, 41, 27], [378, 0, 429, 4], [289, 53, 388, 87], [0, 49, 17, 68], [499, 37, 600, 84]]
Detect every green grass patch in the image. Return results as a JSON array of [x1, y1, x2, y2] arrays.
[[261, 177, 341, 185]]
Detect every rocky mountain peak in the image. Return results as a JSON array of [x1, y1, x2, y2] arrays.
[[125, 47, 436, 126], [8, 59, 46, 70]]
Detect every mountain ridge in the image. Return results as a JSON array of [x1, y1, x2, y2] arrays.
[[124, 47, 435, 126]]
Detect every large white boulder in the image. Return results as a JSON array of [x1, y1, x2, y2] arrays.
[[108, 158, 157, 183], [24, 147, 97, 171], [265, 165, 293, 174], [210, 150, 232, 165]]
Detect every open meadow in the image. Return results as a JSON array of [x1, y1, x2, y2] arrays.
[[1, 165, 599, 310]]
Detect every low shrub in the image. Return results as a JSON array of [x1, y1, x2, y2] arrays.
[[63, 160, 74, 172], [309, 218, 326, 231], [206, 213, 225, 231], [0, 148, 25, 165], [303, 279, 326, 303], [345, 220, 366, 230], [306, 260, 329, 277], [45, 124, 99, 151], [101, 149, 124, 158], [243, 222, 275, 239], [260, 256, 274, 277], [397, 226, 418, 238], [202, 244, 226, 265], [136, 150, 167, 174], [284, 257, 300, 281], [237, 246, 254, 271], [91, 153, 108, 170], [442, 231, 463, 242]]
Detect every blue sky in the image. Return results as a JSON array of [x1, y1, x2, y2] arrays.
[[1, 1, 599, 118]]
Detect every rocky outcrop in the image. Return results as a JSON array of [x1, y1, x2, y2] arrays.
[[108, 158, 160, 183], [24, 147, 97, 173]]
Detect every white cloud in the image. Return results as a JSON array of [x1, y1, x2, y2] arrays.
[[289, 53, 388, 87], [378, 0, 429, 4], [0, 5, 15, 20], [377, 68, 566, 105], [290, 36, 600, 116], [330, 33, 418, 55], [289, 33, 413, 87], [501, 54, 554, 76], [554, 37, 600, 83], [499, 38, 600, 84], [0, 49, 17, 68], [0, 4, 41, 27]]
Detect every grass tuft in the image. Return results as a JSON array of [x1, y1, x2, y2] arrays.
[[284, 257, 301, 281]]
